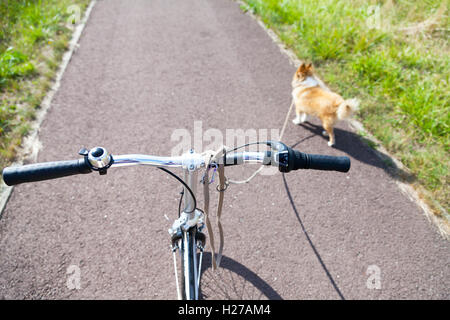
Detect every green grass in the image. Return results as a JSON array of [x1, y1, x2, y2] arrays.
[[0, 0, 90, 166], [0, 48, 36, 88], [241, 0, 449, 214]]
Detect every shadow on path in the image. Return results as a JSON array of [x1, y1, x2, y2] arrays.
[[199, 252, 283, 300], [294, 121, 415, 183], [282, 172, 346, 300]]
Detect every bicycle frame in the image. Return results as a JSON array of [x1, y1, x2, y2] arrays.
[[111, 149, 269, 299], [173, 161, 203, 300], [111, 150, 206, 299]]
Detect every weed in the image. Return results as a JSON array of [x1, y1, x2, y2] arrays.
[[0, 0, 90, 168]]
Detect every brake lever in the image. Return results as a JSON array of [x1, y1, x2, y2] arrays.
[[265, 141, 289, 172]]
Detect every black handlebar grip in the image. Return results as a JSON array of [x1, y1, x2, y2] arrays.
[[288, 149, 350, 173], [2, 159, 92, 186]]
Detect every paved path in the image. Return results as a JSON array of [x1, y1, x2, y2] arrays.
[[0, 0, 448, 299]]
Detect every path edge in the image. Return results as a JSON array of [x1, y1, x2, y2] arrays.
[[0, 0, 97, 219]]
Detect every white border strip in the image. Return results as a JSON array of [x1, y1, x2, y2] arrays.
[[0, 0, 97, 218]]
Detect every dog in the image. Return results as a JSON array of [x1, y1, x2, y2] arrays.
[[291, 62, 359, 146]]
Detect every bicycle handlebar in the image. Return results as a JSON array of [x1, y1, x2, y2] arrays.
[[223, 151, 271, 166], [2, 159, 91, 186], [1, 142, 351, 186], [223, 141, 350, 173]]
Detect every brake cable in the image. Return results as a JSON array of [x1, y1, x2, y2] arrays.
[[158, 167, 197, 214]]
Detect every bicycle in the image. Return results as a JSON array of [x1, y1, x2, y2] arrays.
[[2, 140, 350, 300]]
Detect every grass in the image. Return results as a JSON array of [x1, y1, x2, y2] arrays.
[[0, 0, 90, 167], [241, 0, 449, 214]]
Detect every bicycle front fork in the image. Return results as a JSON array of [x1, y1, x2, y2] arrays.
[[171, 225, 205, 300], [170, 208, 206, 300], [169, 155, 206, 300]]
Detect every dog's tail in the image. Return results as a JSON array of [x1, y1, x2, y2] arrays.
[[337, 98, 360, 120]]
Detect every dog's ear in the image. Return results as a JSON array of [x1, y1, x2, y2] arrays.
[[297, 63, 306, 74], [306, 63, 313, 71]]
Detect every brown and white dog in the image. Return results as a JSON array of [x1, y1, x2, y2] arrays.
[[291, 62, 359, 146]]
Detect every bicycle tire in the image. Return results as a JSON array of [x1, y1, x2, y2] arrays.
[[179, 227, 199, 300]]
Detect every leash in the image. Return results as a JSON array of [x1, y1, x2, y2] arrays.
[[227, 98, 294, 185], [200, 99, 295, 270], [279, 98, 295, 141], [201, 147, 227, 270]]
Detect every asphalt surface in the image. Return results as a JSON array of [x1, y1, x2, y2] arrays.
[[0, 0, 448, 300]]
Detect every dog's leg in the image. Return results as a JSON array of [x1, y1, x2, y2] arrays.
[[300, 112, 307, 123], [292, 109, 302, 125], [322, 119, 335, 147], [293, 110, 307, 125]]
